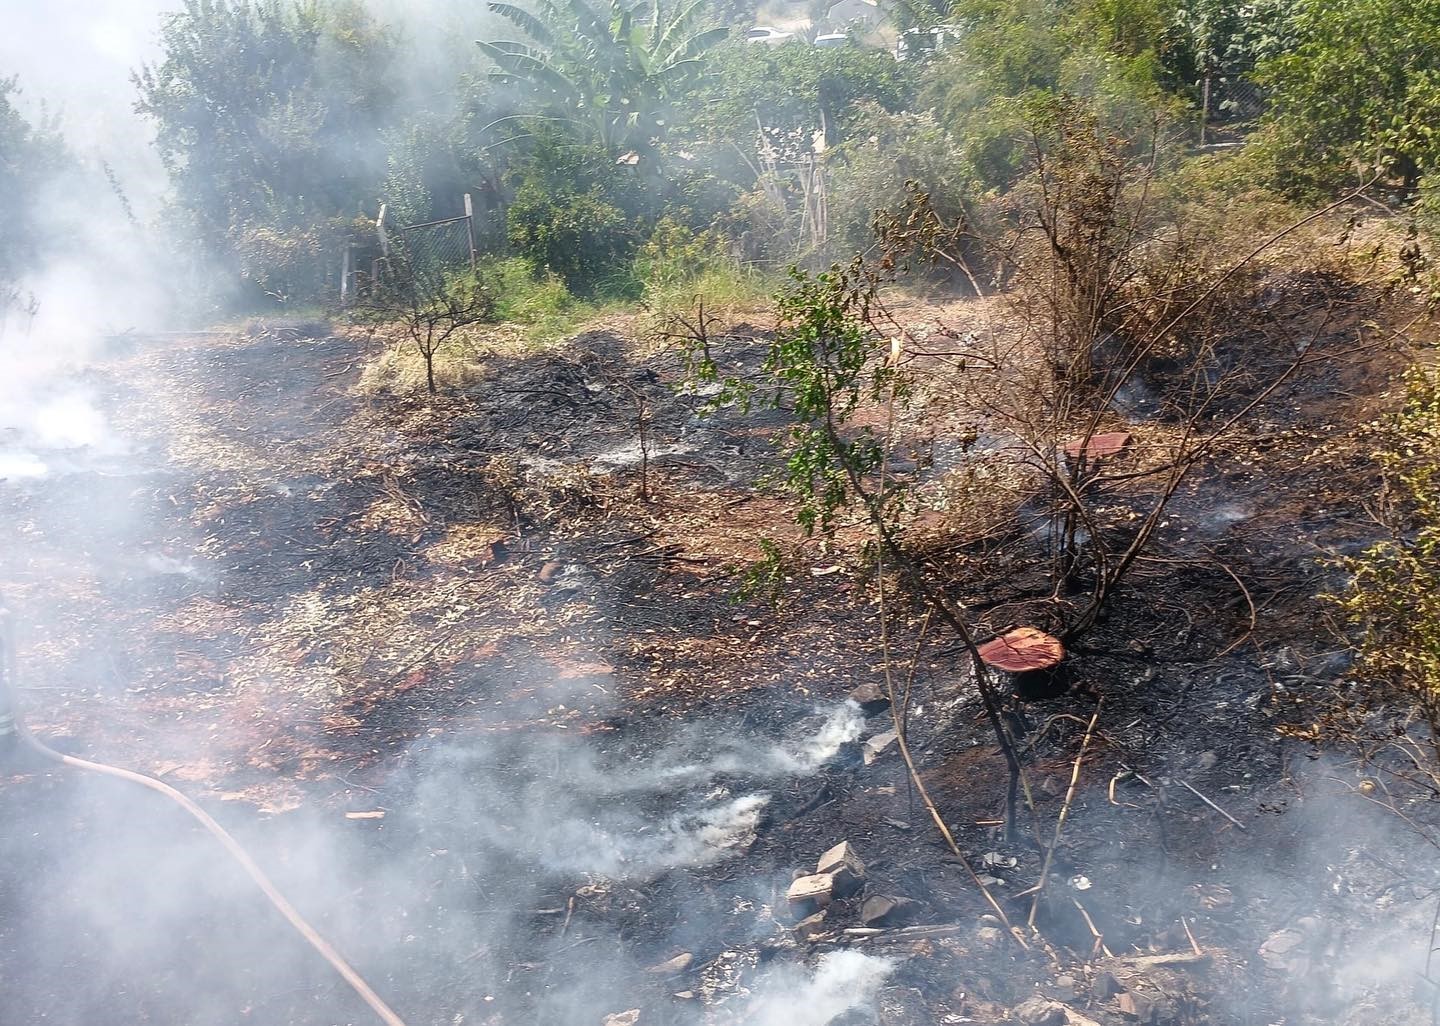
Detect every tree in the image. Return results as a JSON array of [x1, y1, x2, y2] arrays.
[[0, 78, 70, 332], [476, 0, 729, 155], [355, 258, 496, 395], [1254, 0, 1440, 195], [135, 0, 400, 295], [503, 133, 648, 293]]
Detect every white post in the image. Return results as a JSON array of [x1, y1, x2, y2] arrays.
[[463, 193, 478, 273]]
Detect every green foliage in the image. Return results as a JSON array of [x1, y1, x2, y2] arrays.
[[135, 0, 400, 298], [766, 266, 901, 535], [1254, 0, 1440, 196], [1162, 0, 1298, 98], [919, 0, 1184, 194], [1331, 368, 1440, 743], [635, 218, 768, 314], [504, 135, 646, 294], [477, 0, 728, 154], [687, 42, 918, 155], [0, 78, 70, 289], [826, 104, 976, 260]]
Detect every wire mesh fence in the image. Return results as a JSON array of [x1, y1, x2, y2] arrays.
[[1201, 63, 1267, 142], [398, 215, 475, 289]]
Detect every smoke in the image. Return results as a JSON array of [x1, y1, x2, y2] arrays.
[[741, 952, 896, 1026]]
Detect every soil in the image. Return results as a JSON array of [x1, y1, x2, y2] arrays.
[[1, 287, 1437, 1026]]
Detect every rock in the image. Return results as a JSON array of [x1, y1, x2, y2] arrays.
[[816, 841, 866, 897], [975, 926, 1003, 947], [787, 873, 836, 911], [1012, 996, 1067, 1026], [1116, 991, 1155, 1022], [793, 911, 829, 941], [1259, 927, 1310, 973], [860, 894, 920, 927], [1091, 971, 1123, 999], [645, 952, 693, 975], [538, 560, 564, 582], [847, 682, 890, 714], [863, 729, 898, 765], [1053, 975, 1078, 999], [602, 1012, 640, 1026]]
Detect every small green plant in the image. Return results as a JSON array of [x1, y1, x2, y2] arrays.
[[636, 219, 768, 318], [1331, 367, 1440, 754]]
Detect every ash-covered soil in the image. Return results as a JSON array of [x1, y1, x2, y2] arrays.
[[1, 297, 1437, 1026]]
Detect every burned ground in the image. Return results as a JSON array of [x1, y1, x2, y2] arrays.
[[0, 288, 1436, 1026]]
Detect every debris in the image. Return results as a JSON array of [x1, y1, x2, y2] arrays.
[[816, 841, 866, 897], [810, 565, 844, 577], [884, 818, 912, 831], [847, 682, 890, 714], [863, 729, 898, 765], [1068, 875, 1092, 891], [344, 810, 385, 820], [645, 952, 693, 976], [1012, 996, 1067, 1026], [975, 926, 1003, 947], [1109, 952, 1209, 969], [538, 560, 564, 583], [602, 1011, 640, 1026], [787, 873, 836, 911], [793, 911, 829, 941], [983, 852, 1018, 870], [1063, 431, 1132, 462], [860, 894, 920, 927]]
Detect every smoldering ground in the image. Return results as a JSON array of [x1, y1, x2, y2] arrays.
[[0, 686, 886, 1024]]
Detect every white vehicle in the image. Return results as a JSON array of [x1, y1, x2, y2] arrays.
[[813, 32, 850, 48], [746, 25, 795, 44], [894, 24, 962, 60]]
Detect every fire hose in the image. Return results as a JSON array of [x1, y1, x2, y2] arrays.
[[0, 606, 409, 1026]]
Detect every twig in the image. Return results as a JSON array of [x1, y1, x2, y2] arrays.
[[1029, 703, 1102, 928], [1181, 916, 1204, 957], [1178, 778, 1247, 832], [1072, 896, 1114, 958]]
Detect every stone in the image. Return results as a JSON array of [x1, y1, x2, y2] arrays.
[[816, 841, 866, 897], [975, 926, 1003, 947], [787, 873, 836, 911], [645, 952, 693, 976], [863, 729, 898, 765], [1012, 996, 1066, 1026], [602, 1012, 640, 1026], [860, 894, 920, 927], [793, 911, 829, 941], [847, 682, 890, 714], [1091, 971, 1123, 999], [1259, 927, 1310, 973], [1116, 991, 1155, 1022]]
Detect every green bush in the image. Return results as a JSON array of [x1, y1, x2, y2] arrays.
[[1253, 0, 1440, 198], [504, 135, 647, 295], [1331, 368, 1440, 747]]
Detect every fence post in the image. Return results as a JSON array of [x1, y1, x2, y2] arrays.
[[340, 244, 352, 307], [376, 203, 390, 258], [463, 193, 478, 274], [1200, 68, 1212, 147]]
